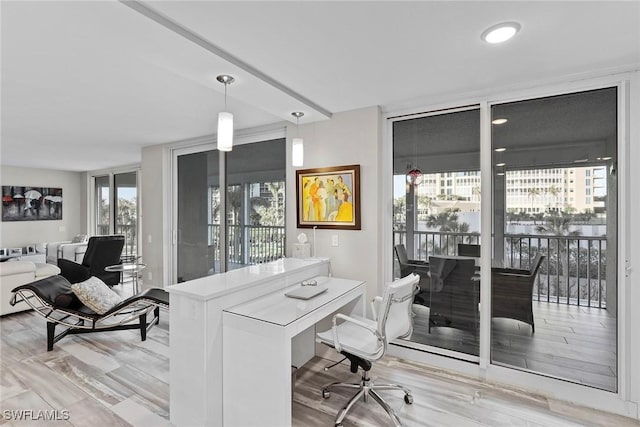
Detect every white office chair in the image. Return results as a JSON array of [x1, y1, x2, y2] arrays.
[[316, 273, 420, 427]]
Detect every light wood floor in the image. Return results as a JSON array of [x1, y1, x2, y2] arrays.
[[409, 301, 617, 392], [0, 287, 634, 427]]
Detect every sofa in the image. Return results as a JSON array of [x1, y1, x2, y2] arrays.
[[46, 235, 88, 264], [0, 261, 61, 316]]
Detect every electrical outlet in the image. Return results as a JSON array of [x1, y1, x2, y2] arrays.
[[331, 235, 339, 247], [148, 271, 152, 281]]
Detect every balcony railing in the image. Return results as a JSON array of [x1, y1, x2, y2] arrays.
[[97, 224, 137, 258], [209, 224, 286, 266], [394, 230, 608, 308]]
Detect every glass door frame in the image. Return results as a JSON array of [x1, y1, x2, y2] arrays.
[[169, 128, 286, 284], [88, 166, 141, 255], [389, 104, 482, 364], [382, 76, 631, 411]]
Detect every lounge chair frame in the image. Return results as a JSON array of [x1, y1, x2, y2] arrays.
[[11, 280, 169, 351]]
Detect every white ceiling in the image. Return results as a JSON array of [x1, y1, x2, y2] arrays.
[[2, 1, 639, 172]]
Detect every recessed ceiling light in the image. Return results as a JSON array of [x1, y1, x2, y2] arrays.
[[481, 22, 521, 44], [492, 118, 508, 125], [496, 162, 506, 167], [494, 147, 507, 152]]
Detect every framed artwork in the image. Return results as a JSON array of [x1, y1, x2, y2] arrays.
[[1, 186, 63, 221], [296, 164, 361, 230]]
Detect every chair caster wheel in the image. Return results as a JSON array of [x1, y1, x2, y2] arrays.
[[335, 424, 343, 427], [404, 394, 413, 404], [322, 389, 331, 399]]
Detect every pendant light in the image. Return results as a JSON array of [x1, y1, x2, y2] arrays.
[[291, 112, 304, 167], [216, 75, 234, 152], [406, 167, 423, 186]]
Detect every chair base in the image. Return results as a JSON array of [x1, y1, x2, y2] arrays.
[[46, 306, 161, 351], [322, 370, 412, 427]]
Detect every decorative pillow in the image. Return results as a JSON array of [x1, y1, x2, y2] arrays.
[[71, 276, 122, 314], [71, 234, 88, 244]]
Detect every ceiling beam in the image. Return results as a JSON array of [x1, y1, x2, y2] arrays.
[[119, 0, 332, 119]]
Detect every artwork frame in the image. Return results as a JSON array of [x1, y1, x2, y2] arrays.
[[2, 186, 63, 221], [296, 164, 361, 230]]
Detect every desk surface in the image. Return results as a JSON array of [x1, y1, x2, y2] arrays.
[[166, 257, 329, 301], [224, 276, 364, 327]]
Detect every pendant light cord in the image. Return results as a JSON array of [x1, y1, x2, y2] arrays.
[[224, 83, 228, 110]]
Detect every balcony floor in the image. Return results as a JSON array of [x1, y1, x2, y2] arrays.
[[408, 301, 616, 391]]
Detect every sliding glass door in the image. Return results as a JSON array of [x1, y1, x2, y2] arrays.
[[175, 138, 285, 283], [93, 170, 138, 258], [95, 175, 110, 236], [114, 172, 138, 258], [390, 86, 619, 391], [392, 107, 481, 360], [490, 87, 618, 391]]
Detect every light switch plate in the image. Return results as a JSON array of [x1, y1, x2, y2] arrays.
[[331, 235, 339, 247]]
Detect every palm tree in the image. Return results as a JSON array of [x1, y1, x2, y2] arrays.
[[256, 182, 284, 226], [393, 197, 406, 230], [527, 187, 541, 216], [547, 184, 561, 211], [426, 208, 471, 254]]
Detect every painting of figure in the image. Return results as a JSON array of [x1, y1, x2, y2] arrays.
[[296, 165, 360, 230], [2, 186, 63, 221]]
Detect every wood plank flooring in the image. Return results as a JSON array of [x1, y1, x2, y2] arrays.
[[408, 301, 617, 391], [1, 283, 634, 427]]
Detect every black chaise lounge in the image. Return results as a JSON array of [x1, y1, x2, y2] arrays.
[[10, 275, 169, 351]]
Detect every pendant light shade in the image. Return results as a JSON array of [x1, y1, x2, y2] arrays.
[[217, 111, 234, 152], [406, 168, 423, 186], [216, 75, 235, 152], [291, 112, 304, 167], [292, 137, 304, 167]]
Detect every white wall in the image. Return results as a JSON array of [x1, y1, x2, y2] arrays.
[[285, 106, 382, 307], [0, 166, 84, 247], [140, 144, 171, 288]]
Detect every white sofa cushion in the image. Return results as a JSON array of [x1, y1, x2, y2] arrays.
[[35, 263, 61, 279], [0, 261, 60, 316], [0, 260, 35, 276]]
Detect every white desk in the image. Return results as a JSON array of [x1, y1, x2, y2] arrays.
[[222, 276, 365, 427], [167, 257, 330, 427]]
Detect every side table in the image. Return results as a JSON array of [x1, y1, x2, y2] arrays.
[[105, 263, 146, 294]]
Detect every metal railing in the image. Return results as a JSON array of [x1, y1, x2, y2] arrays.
[[209, 224, 286, 266], [394, 230, 608, 308], [97, 224, 137, 258]]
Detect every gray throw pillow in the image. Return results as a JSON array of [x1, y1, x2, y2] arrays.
[[71, 276, 122, 314]]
